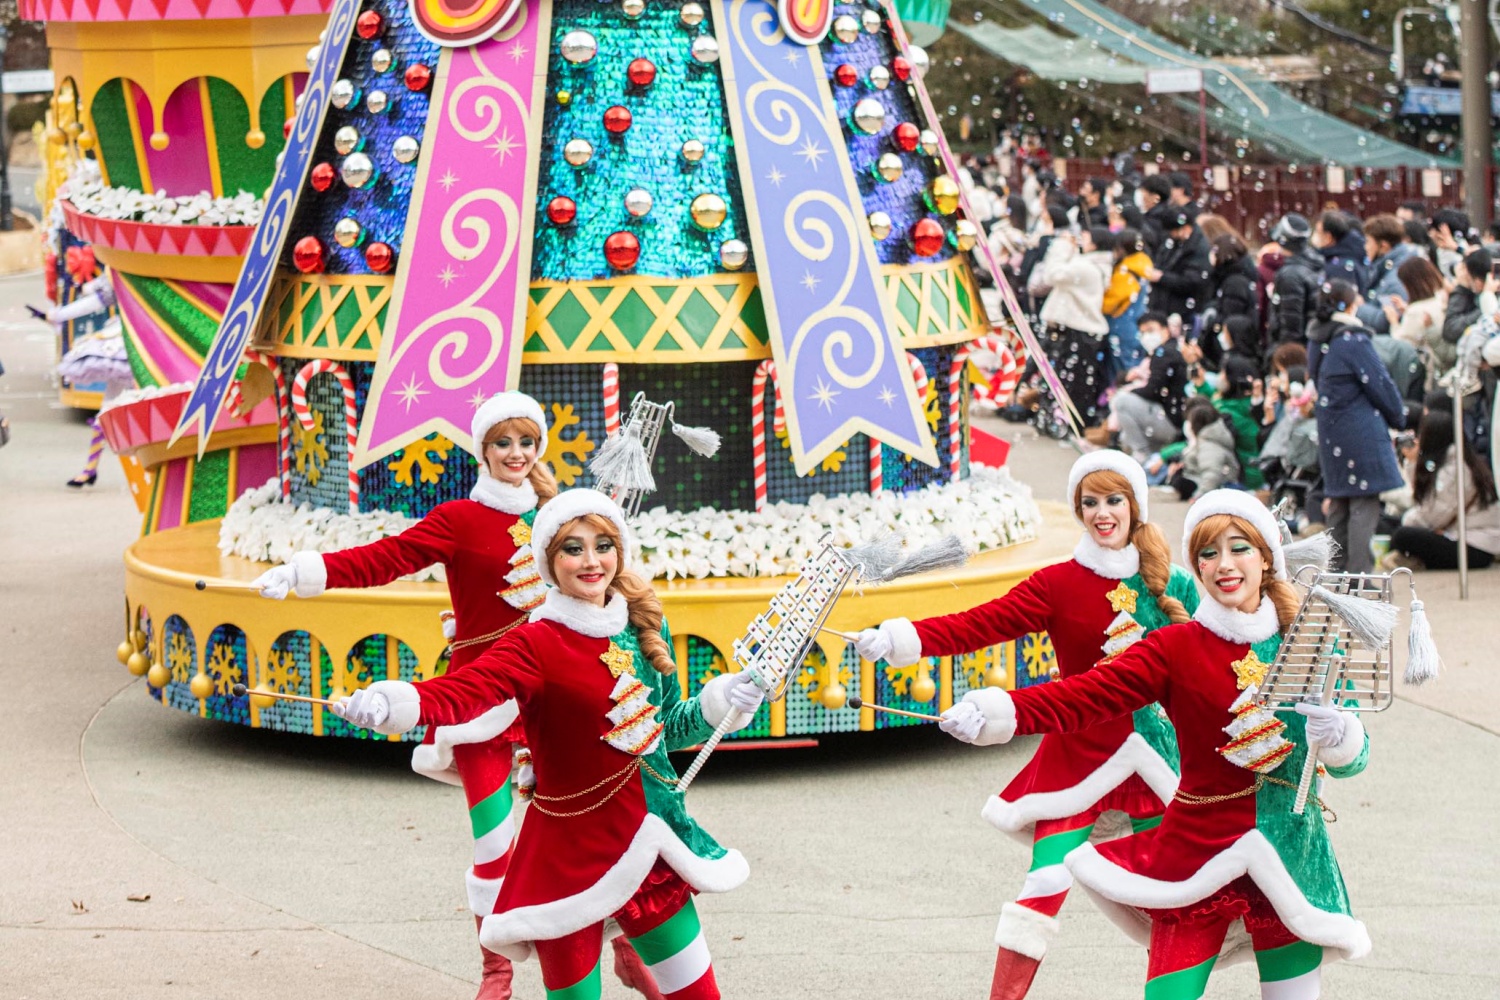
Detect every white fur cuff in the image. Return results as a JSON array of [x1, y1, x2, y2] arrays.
[[697, 672, 738, 729], [962, 687, 1017, 746], [1318, 712, 1366, 770], [290, 551, 328, 598], [994, 902, 1060, 959], [879, 617, 922, 667], [368, 680, 421, 736]]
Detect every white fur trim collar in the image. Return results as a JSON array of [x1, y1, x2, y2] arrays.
[[1067, 451, 1149, 525], [469, 476, 538, 515], [529, 589, 629, 638], [480, 814, 749, 960], [1072, 536, 1141, 580], [1194, 597, 1279, 645]]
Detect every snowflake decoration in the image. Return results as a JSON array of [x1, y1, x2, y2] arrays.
[[263, 648, 303, 694], [797, 648, 852, 704], [542, 403, 595, 486], [207, 643, 240, 696], [293, 411, 328, 487], [167, 632, 193, 684], [698, 650, 730, 686], [338, 655, 370, 693], [1022, 632, 1056, 681], [387, 433, 454, 487], [960, 646, 1008, 692], [884, 661, 922, 696]]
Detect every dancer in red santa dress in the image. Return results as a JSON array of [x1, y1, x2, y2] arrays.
[[251, 392, 657, 999], [332, 489, 764, 1000], [937, 489, 1374, 1000], [858, 451, 1200, 1000]]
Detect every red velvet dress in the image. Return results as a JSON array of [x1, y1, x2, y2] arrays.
[[911, 552, 1189, 838], [321, 491, 545, 781]]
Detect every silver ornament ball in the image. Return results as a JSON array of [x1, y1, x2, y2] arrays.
[[680, 2, 705, 26], [852, 97, 886, 135], [624, 188, 654, 218], [719, 239, 749, 270], [333, 125, 362, 155], [691, 35, 720, 64], [366, 90, 389, 115], [340, 152, 375, 189], [560, 30, 598, 64], [831, 14, 859, 43], [392, 136, 420, 164], [330, 79, 356, 110]]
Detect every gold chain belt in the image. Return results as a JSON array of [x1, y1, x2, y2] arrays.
[[1174, 774, 1336, 821], [525, 755, 684, 818], [446, 616, 526, 655]]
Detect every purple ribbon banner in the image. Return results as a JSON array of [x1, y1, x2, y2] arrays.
[[354, 2, 551, 469], [880, 0, 1083, 439], [714, 0, 938, 475], [169, 0, 361, 455]]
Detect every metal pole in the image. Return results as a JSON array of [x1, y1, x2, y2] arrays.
[[1453, 374, 1470, 599], [1460, 0, 1493, 229], [0, 29, 11, 233], [1199, 86, 1209, 174]]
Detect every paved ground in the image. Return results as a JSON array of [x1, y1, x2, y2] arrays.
[[1, 267, 1496, 998]]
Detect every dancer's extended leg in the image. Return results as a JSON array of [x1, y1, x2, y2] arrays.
[[454, 740, 516, 1000]]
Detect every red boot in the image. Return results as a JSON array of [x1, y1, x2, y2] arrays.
[[988, 902, 1059, 1000], [475, 916, 513, 1000], [988, 947, 1042, 1000], [612, 933, 666, 1000]]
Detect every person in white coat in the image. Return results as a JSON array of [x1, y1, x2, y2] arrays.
[[1036, 228, 1113, 429]]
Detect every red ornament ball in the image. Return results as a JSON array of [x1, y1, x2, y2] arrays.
[[364, 242, 395, 274], [833, 63, 858, 88], [604, 231, 641, 270], [910, 219, 944, 257], [627, 58, 657, 88], [547, 196, 578, 226], [310, 162, 336, 192], [892, 56, 912, 82], [603, 105, 633, 135], [404, 63, 432, 92], [893, 122, 920, 153], [283, 118, 294, 140], [356, 10, 384, 39], [293, 236, 326, 274]]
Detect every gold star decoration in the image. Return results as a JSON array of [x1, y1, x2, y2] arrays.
[[600, 642, 635, 679], [508, 521, 532, 547], [1231, 650, 1268, 690], [1105, 581, 1139, 614]]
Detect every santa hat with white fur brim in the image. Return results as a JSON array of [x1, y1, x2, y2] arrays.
[[471, 391, 549, 464], [1066, 451, 1149, 525], [1182, 489, 1288, 581], [530, 489, 632, 586]]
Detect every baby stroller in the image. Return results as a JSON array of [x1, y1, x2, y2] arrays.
[[1261, 417, 1321, 532]]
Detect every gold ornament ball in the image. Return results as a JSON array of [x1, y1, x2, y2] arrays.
[[680, 2, 705, 26], [681, 138, 706, 164], [875, 152, 904, 183], [719, 239, 749, 270], [954, 218, 979, 251], [149, 131, 169, 151], [248, 686, 277, 709], [147, 663, 172, 689], [622, 0, 645, 17], [860, 8, 882, 32], [563, 138, 594, 166], [819, 682, 848, 711], [929, 175, 960, 215], [689, 193, 727, 231], [64, 121, 82, 139], [46, 126, 66, 147], [852, 97, 886, 135], [189, 673, 216, 700], [334, 217, 364, 248], [556, 89, 572, 106], [245, 129, 266, 150], [983, 665, 1007, 688], [116, 640, 134, 665], [132, 629, 148, 651], [868, 211, 893, 241], [78, 130, 96, 151], [919, 128, 939, 155], [831, 14, 860, 43], [912, 672, 937, 704], [126, 651, 150, 677]]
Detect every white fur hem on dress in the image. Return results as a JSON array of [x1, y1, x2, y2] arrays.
[[981, 733, 1180, 844], [478, 814, 749, 961], [409, 702, 521, 785], [1065, 829, 1371, 965]]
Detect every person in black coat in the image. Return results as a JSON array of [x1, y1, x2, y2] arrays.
[[1203, 233, 1261, 371], [1139, 175, 1174, 256], [1308, 279, 1407, 574], [1266, 213, 1325, 344], [1146, 210, 1212, 325], [1314, 211, 1370, 294]]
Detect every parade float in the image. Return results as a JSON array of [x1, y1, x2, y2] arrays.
[[50, 0, 1069, 744]]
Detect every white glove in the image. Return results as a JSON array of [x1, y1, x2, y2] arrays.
[[439, 611, 457, 641], [333, 687, 390, 730], [855, 627, 893, 663], [252, 564, 298, 600], [726, 673, 765, 715], [1295, 702, 1348, 750], [939, 701, 985, 744]]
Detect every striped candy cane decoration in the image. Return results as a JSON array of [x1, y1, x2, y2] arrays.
[[292, 359, 359, 514], [869, 436, 882, 495], [602, 362, 621, 437], [225, 351, 290, 500], [751, 359, 776, 511], [948, 347, 970, 477]]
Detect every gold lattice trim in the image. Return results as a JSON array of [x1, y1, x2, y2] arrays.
[[257, 274, 393, 361]]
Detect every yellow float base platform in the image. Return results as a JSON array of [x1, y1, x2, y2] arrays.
[[119, 503, 1073, 741]]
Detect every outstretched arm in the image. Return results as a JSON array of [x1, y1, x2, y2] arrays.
[[862, 570, 1052, 666], [254, 506, 460, 599]]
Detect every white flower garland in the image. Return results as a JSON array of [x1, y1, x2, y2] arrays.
[[217, 468, 1040, 582], [62, 166, 265, 227]]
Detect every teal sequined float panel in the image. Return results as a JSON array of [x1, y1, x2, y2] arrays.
[[153, 615, 199, 713], [533, 0, 750, 281], [200, 625, 253, 726], [323, 633, 426, 741], [786, 644, 863, 735], [880, 343, 968, 494], [681, 635, 771, 739]]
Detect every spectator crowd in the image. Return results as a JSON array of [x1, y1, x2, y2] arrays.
[[963, 158, 1500, 576]]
